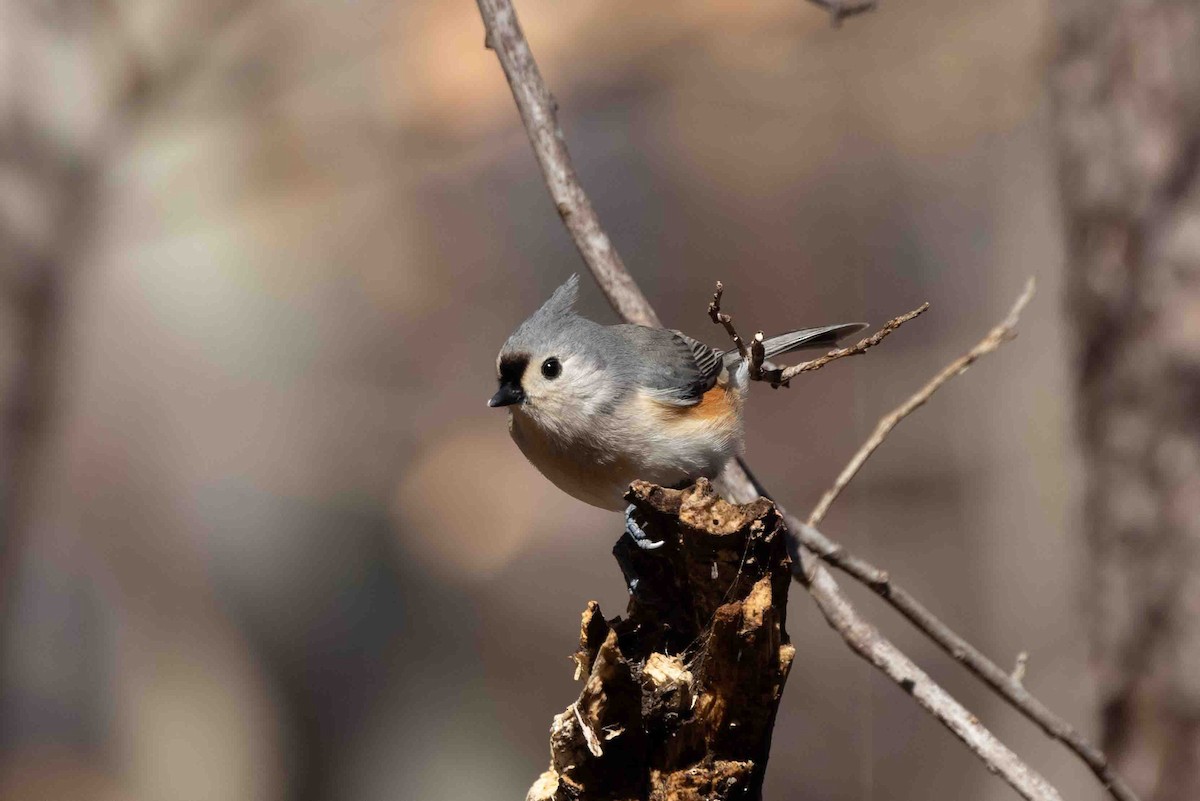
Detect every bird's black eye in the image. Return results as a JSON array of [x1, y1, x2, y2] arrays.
[[541, 357, 562, 379]]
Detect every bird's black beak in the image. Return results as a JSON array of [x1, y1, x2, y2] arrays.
[[488, 381, 525, 408]]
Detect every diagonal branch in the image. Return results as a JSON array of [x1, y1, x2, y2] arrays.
[[774, 302, 929, 387], [475, 0, 658, 329], [788, 533, 1063, 801], [808, 278, 1034, 527], [473, 2, 1084, 800], [718, 458, 1064, 801], [791, 513, 1140, 801]]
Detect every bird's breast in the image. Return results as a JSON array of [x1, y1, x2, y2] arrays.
[[508, 409, 634, 510], [507, 382, 745, 511]]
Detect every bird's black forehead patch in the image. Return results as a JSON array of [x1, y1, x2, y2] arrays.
[[499, 354, 529, 383]]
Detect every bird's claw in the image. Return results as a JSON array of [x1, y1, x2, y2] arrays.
[[624, 503, 664, 551]]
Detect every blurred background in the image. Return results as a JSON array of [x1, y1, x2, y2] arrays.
[[1, 0, 1194, 800]]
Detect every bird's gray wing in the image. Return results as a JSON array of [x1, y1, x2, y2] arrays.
[[613, 325, 724, 406], [672, 331, 725, 388]]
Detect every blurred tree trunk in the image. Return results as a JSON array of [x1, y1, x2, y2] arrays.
[[0, 7, 103, 740], [1051, 2, 1200, 800]]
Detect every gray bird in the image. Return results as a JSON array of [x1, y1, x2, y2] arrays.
[[489, 275, 865, 547]]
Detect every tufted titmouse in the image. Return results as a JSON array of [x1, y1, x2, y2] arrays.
[[489, 275, 865, 548]]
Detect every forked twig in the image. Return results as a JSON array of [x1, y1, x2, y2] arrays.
[[707, 280, 928, 386], [707, 281, 751, 362]]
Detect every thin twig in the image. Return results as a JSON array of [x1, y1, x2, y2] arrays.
[[808, 279, 1034, 527], [774, 302, 930, 387], [474, 3, 1120, 800], [709, 281, 923, 385], [707, 281, 750, 361], [1013, 652, 1029, 686]]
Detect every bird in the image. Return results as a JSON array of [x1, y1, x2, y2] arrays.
[[488, 274, 865, 548]]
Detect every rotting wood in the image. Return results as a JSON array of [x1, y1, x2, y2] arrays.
[[528, 479, 794, 801]]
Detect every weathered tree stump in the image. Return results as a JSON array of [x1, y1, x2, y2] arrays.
[[527, 478, 795, 801]]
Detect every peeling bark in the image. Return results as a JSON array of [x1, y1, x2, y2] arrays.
[[528, 479, 795, 801]]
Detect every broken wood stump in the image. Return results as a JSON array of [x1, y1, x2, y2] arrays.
[[527, 478, 796, 801]]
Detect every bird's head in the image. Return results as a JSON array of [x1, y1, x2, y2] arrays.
[[489, 275, 616, 436]]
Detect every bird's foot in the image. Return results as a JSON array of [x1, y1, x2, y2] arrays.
[[624, 503, 664, 551]]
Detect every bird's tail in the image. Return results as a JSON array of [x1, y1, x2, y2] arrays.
[[757, 322, 868, 360]]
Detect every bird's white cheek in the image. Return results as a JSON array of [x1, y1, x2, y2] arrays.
[[519, 391, 572, 439], [519, 365, 614, 440], [567, 368, 617, 418]]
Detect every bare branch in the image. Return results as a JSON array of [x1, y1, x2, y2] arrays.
[[473, 0, 659, 328], [707, 280, 776, 380], [808, 278, 1034, 527], [774, 302, 930, 387], [707, 281, 750, 361], [788, 512, 1141, 801], [717, 461, 1064, 801], [792, 542, 1063, 801]]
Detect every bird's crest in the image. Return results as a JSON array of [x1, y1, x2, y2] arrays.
[[505, 274, 580, 351], [529, 274, 579, 325]]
